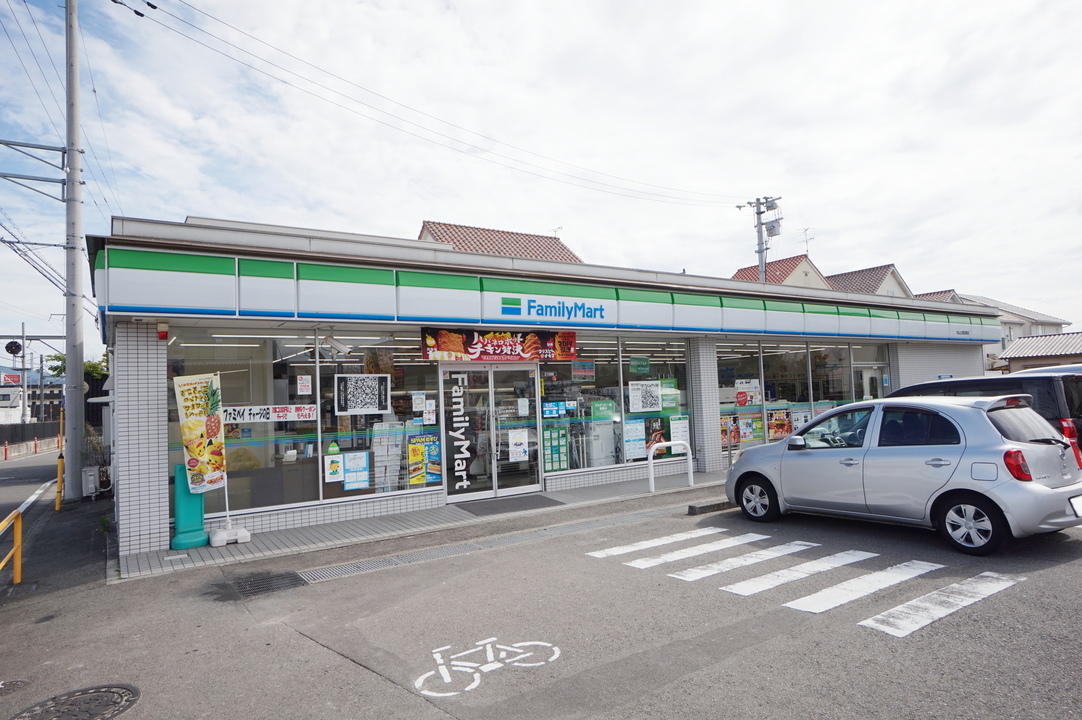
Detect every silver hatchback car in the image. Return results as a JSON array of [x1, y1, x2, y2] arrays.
[[725, 395, 1082, 555]]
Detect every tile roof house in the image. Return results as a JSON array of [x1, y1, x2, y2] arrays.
[[730, 254, 832, 289], [824, 264, 914, 298], [915, 289, 962, 303], [420, 221, 583, 263], [998, 331, 1082, 372]]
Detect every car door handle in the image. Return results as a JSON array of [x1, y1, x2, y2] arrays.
[[925, 459, 952, 467], [839, 458, 860, 467]]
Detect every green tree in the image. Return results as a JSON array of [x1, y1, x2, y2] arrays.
[[45, 352, 109, 379]]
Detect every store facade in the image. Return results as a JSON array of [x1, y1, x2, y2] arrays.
[[89, 217, 998, 556]]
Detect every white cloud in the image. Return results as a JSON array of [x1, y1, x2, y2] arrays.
[[1, 0, 1079, 361]]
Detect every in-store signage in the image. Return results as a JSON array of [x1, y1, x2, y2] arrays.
[[422, 327, 576, 361]]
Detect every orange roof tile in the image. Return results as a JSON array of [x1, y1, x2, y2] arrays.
[[421, 221, 582, 263], [731, 254, 812, 284]]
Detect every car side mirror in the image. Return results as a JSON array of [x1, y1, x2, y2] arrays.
[[787, 436, 807, 450]]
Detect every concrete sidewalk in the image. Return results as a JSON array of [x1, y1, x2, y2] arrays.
[[4, 470, 732, 592]]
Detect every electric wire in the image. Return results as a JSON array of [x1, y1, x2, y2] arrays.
[[0, 11, 63, 143], [169, 0, 745, 201], [79, 18, 125, 216], [3, 0, 113, 222], [115, 0, 735, 206]]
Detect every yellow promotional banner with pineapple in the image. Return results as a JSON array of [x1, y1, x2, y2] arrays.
[[173, 372, 227, 494]]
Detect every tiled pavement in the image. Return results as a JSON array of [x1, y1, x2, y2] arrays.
[[113, 471, 728, 581]]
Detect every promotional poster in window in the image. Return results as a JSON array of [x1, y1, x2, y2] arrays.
[[422, 328, 576, 362]]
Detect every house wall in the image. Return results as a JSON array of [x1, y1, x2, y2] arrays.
[[878, 273, 912, 298], [783, 259, 833, 290]]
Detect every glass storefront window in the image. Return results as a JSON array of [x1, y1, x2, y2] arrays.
[[168, 328, 321, 514], [317, 335, 440, 499], [810, 345, 853, 415], [622, 339, 689, 463], [761, 343, 814, 437], [852, 344, 890, 400], [718, 342, 766, 448], [167, 328, 439, 517], [539, 336, 622, 470]]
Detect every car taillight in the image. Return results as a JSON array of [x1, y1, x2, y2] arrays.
[[1058, 419, 1082, 469], [1004, 449, 1032, 481]]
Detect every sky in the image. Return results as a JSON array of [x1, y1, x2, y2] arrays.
[[1, 0, 1079, 368]]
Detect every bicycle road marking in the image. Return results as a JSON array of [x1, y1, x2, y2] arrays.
[[669, 541, 820, 581], [858, 571, 1023, 637], [721, 550, 879, 595], [586, 527, 727, 558], [624, 533, 769, 569], [784, 560, 945, 613]]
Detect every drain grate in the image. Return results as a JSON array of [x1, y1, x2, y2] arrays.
[[300, 557, 401, 582], [231, 572, 309, 598], [7, 684, 139, 719]]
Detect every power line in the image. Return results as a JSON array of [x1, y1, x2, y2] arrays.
[[111, 0, 741, 206], [169, 0, 747, 201], [0, 10, 63, 143]]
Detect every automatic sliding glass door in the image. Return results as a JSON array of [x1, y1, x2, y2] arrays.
[[442, 364, 541, 502]]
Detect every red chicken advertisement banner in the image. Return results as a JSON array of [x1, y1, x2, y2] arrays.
[[421, 328, 576, 362]]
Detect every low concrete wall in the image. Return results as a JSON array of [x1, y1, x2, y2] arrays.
[[2, 435, 60, 460]]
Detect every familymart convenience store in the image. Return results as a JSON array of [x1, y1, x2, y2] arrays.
[[89, 217, 998, 557]]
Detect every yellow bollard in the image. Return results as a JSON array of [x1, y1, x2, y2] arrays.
[[55, 454, 64, 512]]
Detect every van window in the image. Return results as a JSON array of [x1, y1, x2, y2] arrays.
[[903, 378, 1059, 422], [1063, 377, 1082, 421]]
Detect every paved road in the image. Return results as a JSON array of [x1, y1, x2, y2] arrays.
[[2, 498, 1081, 719], [0, 451, 58, 520]]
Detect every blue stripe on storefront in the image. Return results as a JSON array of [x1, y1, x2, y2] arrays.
[[108, 305, 236, 315]]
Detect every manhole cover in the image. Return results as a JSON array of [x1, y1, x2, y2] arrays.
[[0, 680, 29, 697], [7, 684, 139, 719], [231, 571, 308, 598]]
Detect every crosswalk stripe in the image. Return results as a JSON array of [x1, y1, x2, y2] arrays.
[[858, 572, 1023, 637], [669, 541, 820, 582], [721, 550, 879, 596], [586, 527, 727, 558], [784, 560, 945, 613], [624, 533, 769, 569]]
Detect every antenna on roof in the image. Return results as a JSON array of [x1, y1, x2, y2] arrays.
[[551, 226, 562, 237], [802, 228, 815, 254]]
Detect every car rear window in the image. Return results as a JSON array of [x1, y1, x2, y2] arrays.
[[987, 406, 1063, 443]]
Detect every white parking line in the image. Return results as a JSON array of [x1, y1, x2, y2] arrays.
[[624, 533, 769, 569], [721, 550, 879, 596], [784, 560, 944, 613], [858, 572, 1023, 637], [586, 527, 727, 558], [669, 541, 820, 582]]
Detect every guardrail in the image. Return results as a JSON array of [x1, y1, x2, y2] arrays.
[[0, 509, 22, 584], [646, 441, 693, 493]]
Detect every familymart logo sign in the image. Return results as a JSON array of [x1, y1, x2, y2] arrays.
[[498, 295, 611, 323]]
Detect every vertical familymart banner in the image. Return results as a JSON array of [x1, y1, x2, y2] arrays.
[[173, 372, 227, 494]]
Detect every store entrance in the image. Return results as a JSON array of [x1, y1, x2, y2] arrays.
[[441, 364, 541, 502]]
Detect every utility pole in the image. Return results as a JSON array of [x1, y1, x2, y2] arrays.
[[64, 0, 85, 501], [20, 323, 29, 423], [737, 197, 782, 283]]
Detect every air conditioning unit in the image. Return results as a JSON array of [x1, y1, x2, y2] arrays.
[[82, 466, 100, 497]]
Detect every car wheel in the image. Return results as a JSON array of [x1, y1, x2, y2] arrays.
[[738, 476, 780, 522], [934, 494, 1008, 556]]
